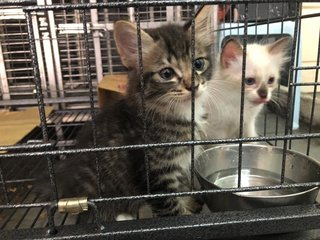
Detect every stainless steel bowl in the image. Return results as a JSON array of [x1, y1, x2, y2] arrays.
[[195, 144, 320, 212]]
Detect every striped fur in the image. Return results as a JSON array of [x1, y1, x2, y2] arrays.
[[36, 6, 215, 220]]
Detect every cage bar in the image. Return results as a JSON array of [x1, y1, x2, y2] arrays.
[[280, 2, 300, 184], [81, 5, 100, 196], [306, 31, 320, 155], [237, 3, 248, 188], [135, 6, 150, 194]]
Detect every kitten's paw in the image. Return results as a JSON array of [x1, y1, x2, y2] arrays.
[[181, 209, 193, 215], [116, 213, 135, 221], [181, 196, 203, 214]]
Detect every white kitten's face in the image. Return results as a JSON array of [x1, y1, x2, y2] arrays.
[[238, 44, 279, 105], [219, 38, 290, 106]]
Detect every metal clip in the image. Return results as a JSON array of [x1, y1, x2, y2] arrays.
[[58, 197, 88, 214]]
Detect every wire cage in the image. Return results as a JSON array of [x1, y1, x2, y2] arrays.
[[0, 0, 320, 239]]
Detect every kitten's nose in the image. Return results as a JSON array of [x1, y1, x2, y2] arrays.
[[184, 78, 200, 92], [185, 83, 199, 92], [258, 87, 268, 99]]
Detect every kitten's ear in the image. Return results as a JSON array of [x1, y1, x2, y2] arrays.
[[267, 37, 291, 55], [220, 38, 243, 69], [114, 20, 154, 68], [187, 5, 215, 46]]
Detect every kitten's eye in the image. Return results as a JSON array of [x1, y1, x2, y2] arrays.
[[268, 77, 275, 84], [159, 68, 175, 80], [193, 58, 205, 71], [245, 78, 255, 85]]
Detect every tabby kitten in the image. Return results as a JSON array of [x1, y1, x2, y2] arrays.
[[205, 37, 290, 139], [37, 6, 214, 220]]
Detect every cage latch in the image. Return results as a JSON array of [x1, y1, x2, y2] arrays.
[[58, 197, 88, 214]]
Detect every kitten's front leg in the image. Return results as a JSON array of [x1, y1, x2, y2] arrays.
[[243, 117, 264, 146], [149, 194, 203, 217], [149, 170, 202, 216], [244, 117, 258, 138], [178, 196, 203, 215]]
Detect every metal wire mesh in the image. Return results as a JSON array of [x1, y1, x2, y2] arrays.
[[0, 0, 320, 239], [0, 14, 36, 101]]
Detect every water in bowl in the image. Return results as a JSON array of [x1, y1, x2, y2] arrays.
[[206, 168, 299, 197]]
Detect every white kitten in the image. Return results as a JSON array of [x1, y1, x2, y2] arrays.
[[205, 37, 291, 140]]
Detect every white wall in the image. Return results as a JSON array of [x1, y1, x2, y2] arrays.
[[301, 3, 320, 92]]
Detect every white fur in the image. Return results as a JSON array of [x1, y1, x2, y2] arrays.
[[116, 213, 135, 221], [205, 40, 288, 140]]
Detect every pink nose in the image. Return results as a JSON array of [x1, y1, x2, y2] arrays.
[[258, 88, 267, 99]]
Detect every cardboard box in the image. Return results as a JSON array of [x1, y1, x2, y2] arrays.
[[98, 74, 128, 109], [0, 107, 53, 146], [97, 74, 128, 109]]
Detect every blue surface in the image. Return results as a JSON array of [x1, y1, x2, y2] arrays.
[[218, 21, 301, 130]]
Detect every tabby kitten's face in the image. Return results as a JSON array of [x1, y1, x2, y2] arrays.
[[114, 6, 214, 120]]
